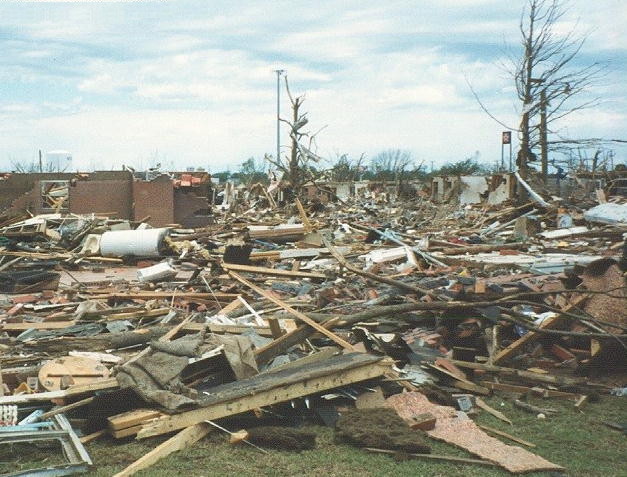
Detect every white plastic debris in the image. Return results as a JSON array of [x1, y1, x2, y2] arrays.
[[583, 203, 627, 225], [137, 260, 177, 282]]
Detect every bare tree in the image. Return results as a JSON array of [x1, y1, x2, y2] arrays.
[[237, 157, 268, 185], [329, 153, 366, 182], [369, 149, 426, 196], [264, 76, 326, 197], [509, 0, 605, 182]]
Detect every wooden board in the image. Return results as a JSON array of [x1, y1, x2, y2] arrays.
[[137, 353, 390, 439], [113, 423, 211, 477], [1, 321, 77, 331], [228, 271, 355, 351], [480, 381, 581, 400], [492, 294, 588, 364], [108, 409, 164, 431], [221, 262, 325, 279], [38, 356, 110, 391], [180, 322, 274, 338], [0, 377, 118, 405], [86, 292, 240, 302]]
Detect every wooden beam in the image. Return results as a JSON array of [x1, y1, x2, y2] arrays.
[[295, 198, 313, 232], [492, 294, 588, 364], [80, 429, 106, 444], [439, 243, 524, 255], [254, 317, 340, 365], [228, 271, 355, 352], [1, 321, 76, 331], [321, 236, 432, 297], [86, 292, 240, 302], [137, 354, 390, 439], [475, 397, 512, 425], [267, 318, 283, 339], [428, 364, 489, 395], [0, 377, 118, 405], [109, 409, 164, 431], [181, 322, 273, 337], [365, 448, 497, 467], [480, 381, 581, 400], [450, 359, 585, 386], [221, 262, 325, 279], [39, 396, 94, 420], [478, 425, 535, 447], [113, 423, 211, 477], [0, 251, 123, 263]]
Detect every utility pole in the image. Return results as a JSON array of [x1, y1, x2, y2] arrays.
[[501, 140, 504, 171], [274, 69, 285, 164], [540, 88, 548, 183]]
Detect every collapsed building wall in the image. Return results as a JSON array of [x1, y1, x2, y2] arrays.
[[1, 171, 212, 227], [0, 172, 76, 212], [132, 175, 175, 226], [431, 173, 515, 205], [69, 177, 133, 219]]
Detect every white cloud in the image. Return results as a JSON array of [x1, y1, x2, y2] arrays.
[[0, 0, 625, 173]]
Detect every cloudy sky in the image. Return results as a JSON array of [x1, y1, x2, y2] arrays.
[[0, 0, 625, 173]]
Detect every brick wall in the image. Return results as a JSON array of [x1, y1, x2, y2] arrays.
[[133, 179, 174, 226], [69, 180, 133, 219]]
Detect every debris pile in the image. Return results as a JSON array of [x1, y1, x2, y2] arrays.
[[0, 179, 625, 475]]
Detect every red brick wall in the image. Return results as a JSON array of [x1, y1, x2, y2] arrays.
[[69, 180, 133, 219], [174, 189, 211, 227], [132, 180, 174, 226]]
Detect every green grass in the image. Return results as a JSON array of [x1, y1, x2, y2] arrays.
[[2, 395, 625, 477]]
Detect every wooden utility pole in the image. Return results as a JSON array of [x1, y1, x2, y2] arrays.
[[540, 88, 548, 183]]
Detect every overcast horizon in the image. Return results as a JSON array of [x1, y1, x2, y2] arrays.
[[0, 0, 625, 173]]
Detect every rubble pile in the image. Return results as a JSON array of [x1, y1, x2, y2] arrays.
[[0, 182, 625, 475]]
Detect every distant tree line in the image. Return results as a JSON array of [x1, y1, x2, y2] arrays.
[[212, 150, 495, 186]]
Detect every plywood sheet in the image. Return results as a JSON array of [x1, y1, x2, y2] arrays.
[[387, 392, 563, 473]]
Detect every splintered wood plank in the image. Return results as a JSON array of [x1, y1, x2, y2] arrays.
[[137, 353, 390, 439], [218, 297, 244, 314], [480, 381, 580, 400], [365, 448, 497, 467], [181, 322, 274, 337], [475, 397, 513, 425], [478, 425, 535, 447], [222, 262, 325, 279], [428, 364, 489, 395], [228, 271, 355, 351], [111, 424, 145, 439], [108, 409, 164, 431], [1, 321, 76, 331], [295, 198, 313, 232], [492, 294, 588, 364], [0, 377, 119, 405], [87, 291, 240, 302], [113, 423, 211, 477], [80, 429, 106, 444]]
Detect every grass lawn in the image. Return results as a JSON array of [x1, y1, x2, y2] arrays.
[[2, 395, 625, 477]]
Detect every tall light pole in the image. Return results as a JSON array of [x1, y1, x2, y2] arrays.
[[275, 69, 285, 164]]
